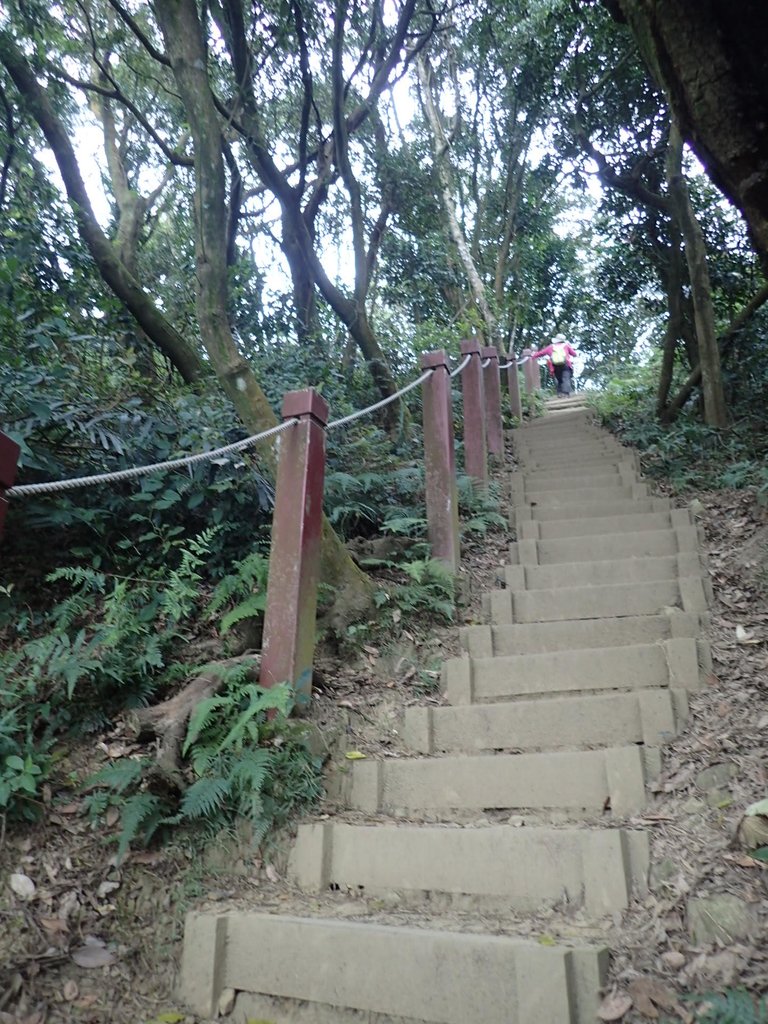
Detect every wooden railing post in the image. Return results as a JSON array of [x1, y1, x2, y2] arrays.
[[522, 348, 539, 393], [482, 346, 504, 458], [260, 389, 328, 711], [421, 350, 460, 572], [506, 352, 523, 422], [460, 338, 488, 488], [0, 432, 20, 545]]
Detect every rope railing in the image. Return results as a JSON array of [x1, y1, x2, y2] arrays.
[[1, 340, 533, 711], [327, 368, 435, 431], [498, 354, 531, 371], [5, 346, 520, 499], [449, 353, 472, 378], [7, 419, 297, 498]]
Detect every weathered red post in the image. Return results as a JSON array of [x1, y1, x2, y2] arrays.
[[260, 389, 328, 712], [460, 338, 488, 488], [522, 347, 539, 393], [482, 346, 504, 458], [421, 351, 460, 572], [506, 351, 523, 422], [0, 432, 20, 544]]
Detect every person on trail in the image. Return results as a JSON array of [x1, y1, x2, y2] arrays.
[[531, 333, 578, 396]]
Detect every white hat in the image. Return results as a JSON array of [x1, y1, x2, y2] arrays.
[[553, 333, 566, 344]]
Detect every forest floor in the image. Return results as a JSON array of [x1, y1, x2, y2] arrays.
[[1, 422, 768, 1024]]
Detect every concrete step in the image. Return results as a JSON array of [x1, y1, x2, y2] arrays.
[[180, 911, 608, 1024], [484, 576, 709, 623], [516, 444, 620, 461], [511, 469, 631, 491], [512, 462, 635, 482], [522, 484, 647, 507], [347, 745, 654, 817], [509, 525, 702, 564], [461, 609, 704, 658], [289, 820, 649, 916], [503, 552, 704, 590], [441, 637, 700, 704], [519, 509, 691, 539], [524, 455, 637, 472], [404, 688, 687, 753], [516, 497, 669, 523]]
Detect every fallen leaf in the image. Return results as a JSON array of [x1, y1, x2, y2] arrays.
[[38, 915, 68, 937], [97, 880, 120, 898], [105, 806, 120, 827], [628, 977, 677, 1018], [62, 980, 79, 1001], [344, 751, 366, 760], [597, 992, 633, 1021], [265, 864, 279, 883], [9, 873, 36, 900], [71, 936, 115, 969]]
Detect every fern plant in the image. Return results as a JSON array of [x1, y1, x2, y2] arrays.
[[682, 990, 768, 1024], [85, 676, 323, 858], [205, 551, 269, 635], [375, 557, 455, 622]]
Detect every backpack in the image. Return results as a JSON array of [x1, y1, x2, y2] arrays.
[[551, 342, 567, 365]]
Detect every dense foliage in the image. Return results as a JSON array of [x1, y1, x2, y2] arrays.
[[1, 0, 766, 854]]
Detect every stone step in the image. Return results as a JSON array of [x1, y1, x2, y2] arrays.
[[522, 484, 647, 507], [461, 610, 704, 658], [289, 820, 649, 916], [511, 469, 631, 491], [516, 444, 620, 461], [441, 638, 700, 704], [404, 688, 687, 753], [512, 462, 637, 483], [519, 509, 691, 539], [347, 745, 654, 817], [516, 497, 669, 523], [509, 525, 701, 564], [180, 911, 608, 1024], [524, 455, 637, 471], [503, 552, 704, 590], [484, 576, 709, 623]]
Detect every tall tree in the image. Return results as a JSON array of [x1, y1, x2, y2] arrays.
[[608, 0, 768, 265]]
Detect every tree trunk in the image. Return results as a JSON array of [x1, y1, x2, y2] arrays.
[[666, 120, 728, 427], [151, 0, 373, 621], [662, 279, 768, 422], [610, 0, 768, 267], [655, 224, 684, 417], [417, 54, 497, 341], [0, 31, 204, 385]]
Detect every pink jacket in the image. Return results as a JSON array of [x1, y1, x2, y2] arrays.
[[531, 342, 578, 376]]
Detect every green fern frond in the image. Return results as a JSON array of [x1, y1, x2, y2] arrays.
[[182, 695, 231, 755], [117, 792, 166, 862], [180, 776, 230, 819], [87, 757, 146, 794], [220, 593, 266, 634]]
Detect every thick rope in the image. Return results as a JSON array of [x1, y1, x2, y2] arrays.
[[7, 419, 297, 498], [9, 352, 482, 497], [449, 353, 473, 379], [326, 368, 435, 431]]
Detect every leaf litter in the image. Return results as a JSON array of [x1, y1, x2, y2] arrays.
[[2, 453, 768, 1022]]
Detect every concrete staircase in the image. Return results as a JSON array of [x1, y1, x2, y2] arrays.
[[178, 403, 711, 1024]]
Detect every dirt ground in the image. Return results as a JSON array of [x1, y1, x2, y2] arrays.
[[2, 430, 768, 1024]]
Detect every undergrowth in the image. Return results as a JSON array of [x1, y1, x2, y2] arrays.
[[591, 363, 768, 499]]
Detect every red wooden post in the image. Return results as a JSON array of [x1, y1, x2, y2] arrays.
[[260, 389, 328, 712], [421, 350, 460, 572], [0, 432, 20, 544], [506, 351, 523, 422], [460, 338, 488, 488], [522, 347, 539, 393], [482, 346, 504, 458]]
